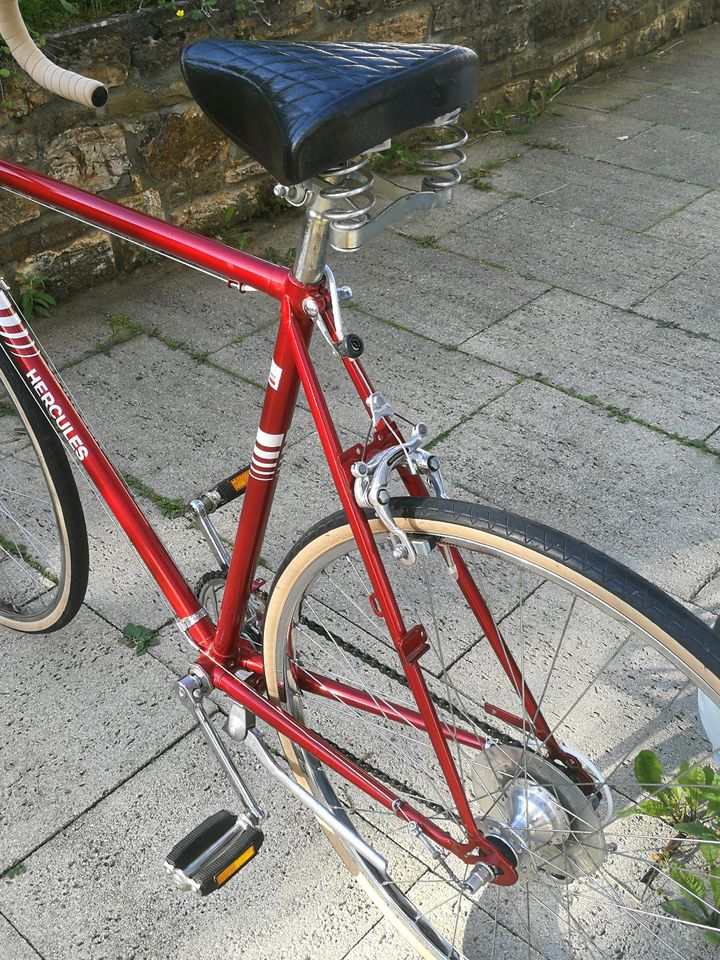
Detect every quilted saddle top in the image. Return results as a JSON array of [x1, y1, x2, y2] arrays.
[[181, 40, 478, 185]]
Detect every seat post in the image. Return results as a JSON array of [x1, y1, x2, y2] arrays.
[[292, 209, 331, 285]]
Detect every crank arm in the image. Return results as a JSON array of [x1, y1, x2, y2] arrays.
[[176, 672, 264, 825]]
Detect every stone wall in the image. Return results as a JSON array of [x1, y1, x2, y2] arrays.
[[0, 0, 718, 297]]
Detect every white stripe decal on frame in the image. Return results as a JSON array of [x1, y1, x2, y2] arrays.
[[250, 429, 285, 482], [0, 289, 40, 357]]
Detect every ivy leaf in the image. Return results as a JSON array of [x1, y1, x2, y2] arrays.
[[635, 750, 663, 791], [705, 929, 720, 946], [669, 865, 708, 905], [122, 623, 159, 655]]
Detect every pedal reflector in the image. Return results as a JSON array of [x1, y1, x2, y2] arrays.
[[165, 810, 264, 895]]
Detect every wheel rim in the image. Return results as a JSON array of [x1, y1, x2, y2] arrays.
[[265, 514, 720, 960], [0, 373, 71, 628]]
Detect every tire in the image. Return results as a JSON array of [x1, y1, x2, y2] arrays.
[[265, 497, 720, 960], [0, 348, 88, 632]]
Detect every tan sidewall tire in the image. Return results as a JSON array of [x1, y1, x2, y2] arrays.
[[0, 368, 74, 632]]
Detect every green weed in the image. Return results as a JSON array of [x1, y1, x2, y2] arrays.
[[622, 750, 720, 944], [122, 622, 160, 655]]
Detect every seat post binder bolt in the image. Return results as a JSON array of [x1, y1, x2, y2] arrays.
[[303, 297, 320, 319]]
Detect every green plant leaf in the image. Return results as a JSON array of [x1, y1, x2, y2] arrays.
[[705, 929, 720, 946], [618, 797, 670, 819], [682, 822, 719, 842], [634, 750, 663, 789], [661, 897, 702, 922], [122, 622, 159, 655], [701, 844, 720, 867], [678, 764, 707, 787], [669, 865, 708, 905], [2, 863, 26, 880], [709, 871, 720, 909]]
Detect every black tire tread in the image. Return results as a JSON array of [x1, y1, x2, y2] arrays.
[[272, 496, 720, 683], [0, 347, 88, 632]]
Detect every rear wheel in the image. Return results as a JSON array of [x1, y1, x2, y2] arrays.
[[265, 498, 720, 960], [0, 349, 88, 632]]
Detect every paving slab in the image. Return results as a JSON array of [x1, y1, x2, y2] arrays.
[[633, 247, 720, 340], [385, 135, 531, 237], [600, 122, 720, 187], [79, 484, 209, 632], [0, 721, 387, 960], [0, 605, 195, 873], [0, 915, 43, 960], [31, 303, 143, 370], [441, 199, 694, 310], [488, 146, 705, 230], [676, 22, 720, 58], [50, 258, 280, 357], [553, 71, 668, 112], [523, 104, 654, 158], [617, 82, 720, 137], [60, 333, 312, 501], [462, 288, 720, 438], [633, 272, 720, 339], [646, 189, 720, 252], [213, 307, 519, 437], [694, 567, 720, 614], [433, 379, 720, 600], [323, 231, 549, 346], [708, 426, 720, 454], [388, 175, 512, 240], [623, 48, 720, 93]]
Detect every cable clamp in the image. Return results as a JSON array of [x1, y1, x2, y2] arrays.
[[177, 608, 209, 636]]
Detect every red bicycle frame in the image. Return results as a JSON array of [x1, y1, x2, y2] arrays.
[[0, 157, 569, 881]]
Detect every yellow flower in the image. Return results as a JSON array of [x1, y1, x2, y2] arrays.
[[176, 8, 185, 15]]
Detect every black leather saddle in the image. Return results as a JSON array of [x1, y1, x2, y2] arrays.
[[181, 40, 478, 185]]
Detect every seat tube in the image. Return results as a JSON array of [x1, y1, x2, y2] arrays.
[[292, 210, 331, 285]]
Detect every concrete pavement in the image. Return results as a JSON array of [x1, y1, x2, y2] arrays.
[[3, 23, 720, 960]]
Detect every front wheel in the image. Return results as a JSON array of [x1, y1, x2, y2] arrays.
[[0, 348, 88, 632], [265, 498, 720, 960]]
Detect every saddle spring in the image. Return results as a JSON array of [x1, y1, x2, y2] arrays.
[[416, 116, 468, 192], [317, 153, 375, 231]]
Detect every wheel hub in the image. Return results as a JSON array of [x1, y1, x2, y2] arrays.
[[471, 744, 607, 883]]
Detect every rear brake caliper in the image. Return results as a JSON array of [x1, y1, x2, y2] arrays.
[[352, 407, 446, 565]]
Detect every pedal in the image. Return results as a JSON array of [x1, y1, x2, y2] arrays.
[[165, 810, 264, 896]]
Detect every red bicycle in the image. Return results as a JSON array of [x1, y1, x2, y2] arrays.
[[1, 4, 720, 958]]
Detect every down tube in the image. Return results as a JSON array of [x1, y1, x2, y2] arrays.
[[0, 288, 214, 649]]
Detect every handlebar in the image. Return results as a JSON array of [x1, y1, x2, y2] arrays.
[[0, 0, 107, 108]]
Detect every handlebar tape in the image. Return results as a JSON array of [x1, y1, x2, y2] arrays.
[[0, 0, 107, 108]]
